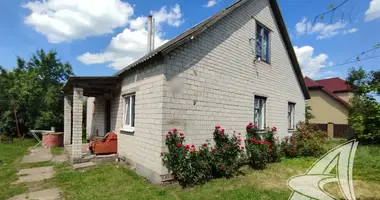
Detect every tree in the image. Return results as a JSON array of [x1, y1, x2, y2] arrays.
[[305, 105, 314, 123], [346, 67, 380, 144], [0, 49, 74, 137]]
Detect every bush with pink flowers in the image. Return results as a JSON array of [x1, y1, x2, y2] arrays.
[[280, 122, 328, 158]]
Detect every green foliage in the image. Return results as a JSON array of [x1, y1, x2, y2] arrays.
[[347, 67, 380, 144], [0, 49, 74, 137], [245, 123, 279, 170], [280, 122, 327, 158], [212, 126, 245, 178], [305, 105, 314, 123], [162, 127, 244, 187]]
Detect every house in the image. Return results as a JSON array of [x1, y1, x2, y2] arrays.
[[304, 77, 352, 137], [62, 0, 309, 183]]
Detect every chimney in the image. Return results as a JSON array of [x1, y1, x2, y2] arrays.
[[151, 18, 155, 52], [147, 15, 153, 53]]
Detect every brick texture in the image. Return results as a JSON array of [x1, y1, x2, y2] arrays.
[[72, 87, 83, 159], [64, 95, 72, 145], [110, 0, 306, 182], [162, 0, 305, 145]]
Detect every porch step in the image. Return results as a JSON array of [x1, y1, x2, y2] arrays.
[[73, 162, 95, 171]]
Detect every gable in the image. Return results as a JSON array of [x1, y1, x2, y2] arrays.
[[113, 0, 309, 99]]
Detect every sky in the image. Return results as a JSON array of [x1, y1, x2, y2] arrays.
[[0, 0, 379, 80]]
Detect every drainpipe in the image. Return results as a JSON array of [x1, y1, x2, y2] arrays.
[[147, 15, 152, 53]]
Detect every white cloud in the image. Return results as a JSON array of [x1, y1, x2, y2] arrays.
[[294, 45, 333, 78], [77, 4, 183, 70], [365, 0, 380, 22], [295, 17, 358, 40], [343, 28, 358, 35], [205, 0, 217, 8], [23, 0, 134, 43]]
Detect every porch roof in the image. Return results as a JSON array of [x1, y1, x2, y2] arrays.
[[62, 76, 120, 96]]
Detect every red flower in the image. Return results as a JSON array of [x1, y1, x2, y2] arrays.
[[220, 165, 225, 169], [271, 126, 277, 132], [212, 148, 216, 153], [177, 143, 182, 147], [203, 143, 207, 147], [220, 129, 225, 135], [173, 128, 178, 133], [241, 146, 245, 150], [184, 145, 190, 150], [249, 122, 253, 125], [224, 145, 229, 149], [246, 124, 251, 129], [291, 148, 296, 152], [180, 132, 184, 137], [168, 131, 172, 135], [218, 149, 222, 153], [165, 136, 169, 140], [249, 138, 255, 143], [253, 124, 258, 129], [268, 149, 273, 153], [191, 144, 195, 148], [215, 125, 221, 129], [160, 152, 163, 156]]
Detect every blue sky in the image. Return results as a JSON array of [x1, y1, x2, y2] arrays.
[[0, 0, 379, 80]]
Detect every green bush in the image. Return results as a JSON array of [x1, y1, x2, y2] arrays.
[[280, 122, 327, 158], [162, 129, 213, 187], [212, 126, 245, 178], [245, 123, 277, 169]]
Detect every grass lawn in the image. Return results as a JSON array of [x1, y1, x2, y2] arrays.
[[1, 139, 379, 200]]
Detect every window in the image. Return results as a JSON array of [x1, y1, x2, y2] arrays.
[[256, 23, 270, 62], [254, 96, 266, 130], [123, 94, 135, 131], [288, 103, 295, 130]]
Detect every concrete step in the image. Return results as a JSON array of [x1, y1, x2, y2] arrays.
[[73, 162, 95, 170]]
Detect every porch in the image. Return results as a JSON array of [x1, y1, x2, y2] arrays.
[[62, 76, 120, 163]]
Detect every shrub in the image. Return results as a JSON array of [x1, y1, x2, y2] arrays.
[[212, 126, 245, 177], [245, 123, 273, 169], [281, 122, 327, 157], [263, 126, 281, 163]]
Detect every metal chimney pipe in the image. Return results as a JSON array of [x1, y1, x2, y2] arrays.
[[151, 18, 155, 52], [147, 15, 152, 53]]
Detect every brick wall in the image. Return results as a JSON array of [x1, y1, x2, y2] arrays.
[[110, 61, 166, 183], [91, 97, 106, 137], [162, 0, 306, 146], [112, 0, 306, 182]]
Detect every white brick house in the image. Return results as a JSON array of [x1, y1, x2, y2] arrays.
[[63, 0, 310, 183]]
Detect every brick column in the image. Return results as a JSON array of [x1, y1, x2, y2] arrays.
[[327, 122, 334, 138], [72, 87, 83, 161], [64, 95, 72, 146]]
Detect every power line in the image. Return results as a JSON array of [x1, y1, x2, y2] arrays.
[[303, 55, 380, 72]]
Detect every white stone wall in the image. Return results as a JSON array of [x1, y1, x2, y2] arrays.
[[110, 61, 166, 183], [112, 0, 306, 182], [91, 97, 105, 137], [162, 0, 306, 146]]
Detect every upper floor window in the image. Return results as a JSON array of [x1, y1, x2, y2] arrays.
[[288, 102, 295, 130], [123, 94, 135, 131], [254, 96, 266, 130], [256, 23, 270, 63]]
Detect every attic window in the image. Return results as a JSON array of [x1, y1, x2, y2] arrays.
[[256, 23, 270, 63]]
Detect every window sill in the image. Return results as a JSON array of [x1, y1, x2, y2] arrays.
[[120, 127, 135, 133], [288, 129, 295, 133]]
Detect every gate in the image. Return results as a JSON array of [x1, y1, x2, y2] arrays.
[[333, 124, 354, 138]]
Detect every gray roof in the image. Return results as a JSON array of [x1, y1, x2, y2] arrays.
[[113, 0, 310, 99]]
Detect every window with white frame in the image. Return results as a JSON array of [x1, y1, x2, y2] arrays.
[[256, 23, 270, 62], [288, 102, 295, 130], [123, 94, 135, 130], [254, 96, 266, 130]]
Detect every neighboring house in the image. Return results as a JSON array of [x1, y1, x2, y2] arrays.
[[304, 77, 353, 137], [63, 0, 309, 183]]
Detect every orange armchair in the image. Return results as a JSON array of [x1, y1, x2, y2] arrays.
[[90, 132, 118, 155]]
